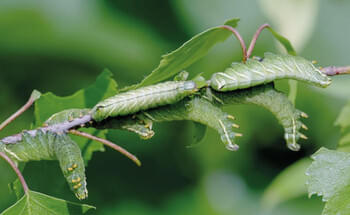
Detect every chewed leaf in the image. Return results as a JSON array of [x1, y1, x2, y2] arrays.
[[210, 53, 331, 92], [122, 18, 239, 91], [34, 69, 118, 126], [306, 148, 350, 201], [0, 190, 94, 215]]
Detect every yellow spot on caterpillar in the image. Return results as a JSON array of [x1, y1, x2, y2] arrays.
[[312, 60, 318, 64], [235, 133, 243, 137], [80, 124, 85, 128], [301, 124, 308, 130], [300, 134, 308, 140], [72, 164, 78, 169], [68, 167, 73, 172], [72, 177, 81, 183], [89, 121, 94, 125], [227, 115, 235, 120], [232, 124, 240, 129], [301, 112, 309, 118], [73, 183, 82, 189]]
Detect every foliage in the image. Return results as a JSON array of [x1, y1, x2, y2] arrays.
[[0, 2, 349, 214]]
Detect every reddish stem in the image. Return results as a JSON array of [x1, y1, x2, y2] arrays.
[[69, 129, 141, 167], [0, 152, 29, 194], [321, 66, 350, 76], [247, 24, 271, 59], [220, 25, 247, 62], [0, 94, 37, 131]]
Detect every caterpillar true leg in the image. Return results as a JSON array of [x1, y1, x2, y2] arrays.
[[134, 97, 242, 151], [212, 83, 307, 151]]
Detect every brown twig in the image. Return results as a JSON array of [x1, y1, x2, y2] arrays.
[[0, 91, 39, 132], [221, 25, 247, 62], [247, 24, 271, 59], [0, 152, 29, 194], [69, 129, 141, 167], [321, 66, 350, 76]]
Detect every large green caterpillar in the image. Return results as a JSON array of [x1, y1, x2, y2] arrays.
[[210, 53, 331, 91], [0, 131, 87, 200], [92, 81, 197, 122], [212, 83, 308, 151], [99, 96, 240, 151]]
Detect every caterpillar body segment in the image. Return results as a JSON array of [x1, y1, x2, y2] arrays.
[[0, 130, 56, 164], [210, 53, 331, 92], [135, 97, 240, 151], [54, 134, 87, 200], [92, 81, 197, 122], [212, 83, 306, 151], [0, 131, 88, 200]]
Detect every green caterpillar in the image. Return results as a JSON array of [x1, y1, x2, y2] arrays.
[[46, 108, 154, 140], [212, 83, 307, 151], [92, 81, 197, 122], [98, 96, 240, 151], [0, 131, 87, 200], [210, 53, 331, 91]]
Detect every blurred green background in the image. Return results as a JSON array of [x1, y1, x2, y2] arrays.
[[0, 0, 349, 214]]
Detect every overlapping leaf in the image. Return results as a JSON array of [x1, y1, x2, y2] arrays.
[[1, 190, 94, 215], [122, 18, 240, 91]]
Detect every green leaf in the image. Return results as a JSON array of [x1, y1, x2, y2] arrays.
[[322, 185, 350, 215], [335, 101, 350, 131], [262, 158, 310, 209], [0, 190, 94, 215], [123, 18, 240, 91], [34, 69, 118, 164], [306, 148, 350, 201], [266, 26, 296, 56]]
